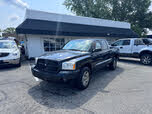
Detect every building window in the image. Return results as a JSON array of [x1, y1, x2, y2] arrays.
[[43, 38, 65, 52], [56, 39, 65, 50]]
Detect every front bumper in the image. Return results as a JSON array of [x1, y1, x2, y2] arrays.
[[32, 67, 80, 82], [0, 58, 20, 66]]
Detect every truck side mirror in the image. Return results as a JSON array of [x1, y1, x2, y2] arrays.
[[92, 49, 102, 52]]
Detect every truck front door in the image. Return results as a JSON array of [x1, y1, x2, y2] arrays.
[[112, 39, 132, 57], [91, 41, 105, 70]]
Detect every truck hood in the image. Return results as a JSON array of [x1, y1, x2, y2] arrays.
[[39, 50, 90, 62]]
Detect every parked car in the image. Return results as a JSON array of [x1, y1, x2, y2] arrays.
[[0, 38, 21, 67], [111, 38, 152, 65], [32, 39, 119, 90]]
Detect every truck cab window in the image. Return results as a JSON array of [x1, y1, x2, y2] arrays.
[[143, 39, 152, 45], [122, 40, 130, 45], [134, 39, 144, 45], [95, 41, 102, 50], [113, 40, 123, 46]]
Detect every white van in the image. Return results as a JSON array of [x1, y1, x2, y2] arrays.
[[0, 39, 21, 67]]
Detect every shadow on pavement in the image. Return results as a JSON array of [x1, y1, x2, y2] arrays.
[[0, 60, 28, 72], [28, 67, 124, 110], [119, 58, 152, 66]]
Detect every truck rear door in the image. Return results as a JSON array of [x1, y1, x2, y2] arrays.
[[132, 39, 147, 56], [101, 40, 112, 64]]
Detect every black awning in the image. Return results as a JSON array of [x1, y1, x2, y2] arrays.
[[147, 35, 152, 38], [16, 19, 138, 38]]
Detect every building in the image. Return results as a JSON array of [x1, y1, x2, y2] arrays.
[[16, 9, 138, 59]]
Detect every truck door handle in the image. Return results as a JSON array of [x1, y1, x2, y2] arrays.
[[120, 47, 123, 49]]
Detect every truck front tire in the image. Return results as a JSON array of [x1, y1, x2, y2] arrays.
[[140, 54, 152, 65], [76, 67, 91, 90]]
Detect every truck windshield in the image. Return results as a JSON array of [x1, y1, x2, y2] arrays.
[[63, 39, 93, 52], [0, 41, 16, 49]]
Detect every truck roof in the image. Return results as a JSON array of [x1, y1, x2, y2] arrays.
[[118, 38, 152, 40], [72, 39, 106, 41]]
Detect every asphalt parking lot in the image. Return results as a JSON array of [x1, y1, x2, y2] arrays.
[[0, 58, 152, 114]]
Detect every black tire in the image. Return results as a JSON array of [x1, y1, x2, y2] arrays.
[[15, 58, 21, 67], [76, 67, 91, 90], [140, 54, 152, 65], [109, 57, 117, 70]]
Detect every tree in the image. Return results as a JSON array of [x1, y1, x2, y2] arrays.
[[3, 27, 16, 34], [64, 0, 152, 37]]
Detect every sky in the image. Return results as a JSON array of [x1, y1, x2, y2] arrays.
[[0, 0, 152, 34], [0, 0, 72, 30]]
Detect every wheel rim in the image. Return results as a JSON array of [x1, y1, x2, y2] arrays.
[[82, 71, 90, 87], [142, 56, 151, 65]]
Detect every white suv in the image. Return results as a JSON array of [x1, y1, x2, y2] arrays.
[[0, 39, 21, 67], [112, 38, 152, 65]]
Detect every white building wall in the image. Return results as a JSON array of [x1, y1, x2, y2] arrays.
[[25, 34, 68, 58], [26, 35, 44, 58]]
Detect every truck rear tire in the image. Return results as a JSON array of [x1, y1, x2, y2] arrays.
[[140, 54, 152, 65], [109, 57, 117, 70], [76, 67, 91, 90]]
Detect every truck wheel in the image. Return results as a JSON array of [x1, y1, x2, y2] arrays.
[[109, 57, 117, 70], [76, 67, 91, 90], [15, 58, 21, 67], [140, 54, 152, 65]]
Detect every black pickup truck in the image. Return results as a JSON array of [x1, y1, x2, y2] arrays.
[[32, 39, 119, 90]]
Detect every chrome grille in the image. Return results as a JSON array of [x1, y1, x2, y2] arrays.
[[0, 53, 9, 57]]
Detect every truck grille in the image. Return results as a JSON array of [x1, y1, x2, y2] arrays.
[[0, 53, 9, 57], [36, 59, 60, 73]]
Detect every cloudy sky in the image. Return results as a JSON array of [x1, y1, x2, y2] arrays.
[[0, 0, 71, 30], [0, 0, 152, 34]]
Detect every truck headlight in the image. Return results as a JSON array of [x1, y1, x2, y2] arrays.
[[12, 52, 18, 56], [12, 51, 19, 56], [62, 62, 76, 70]]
